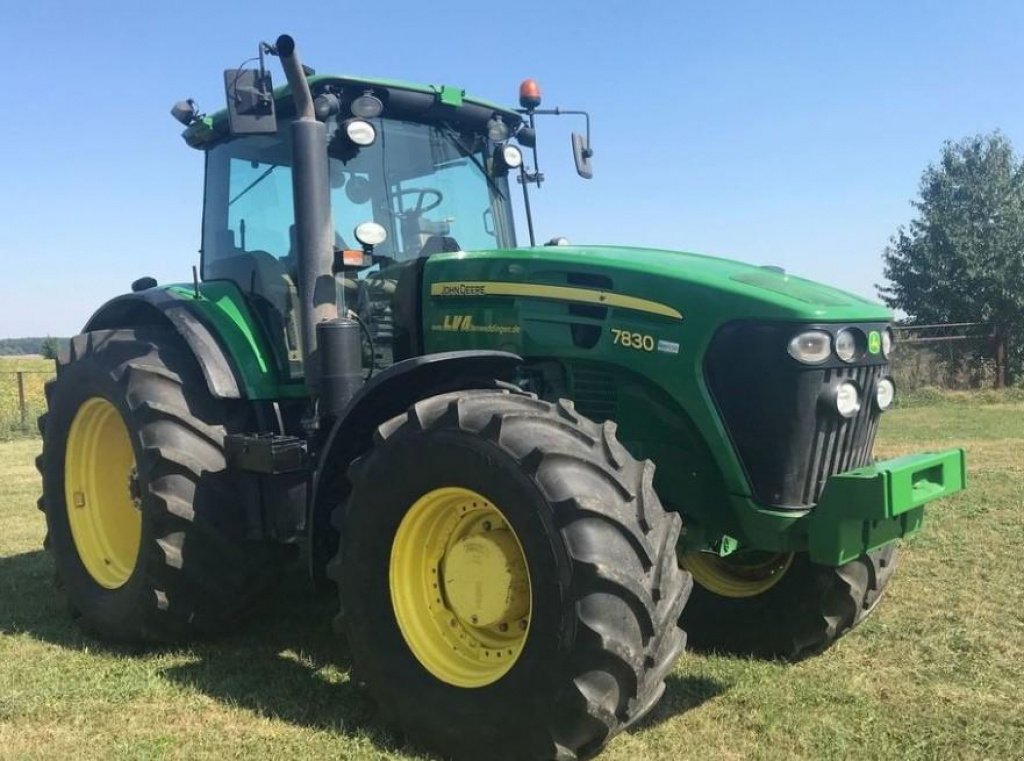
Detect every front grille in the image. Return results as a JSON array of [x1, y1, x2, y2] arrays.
[[705, 321, 889, 509], [798, 364, 882, 504]]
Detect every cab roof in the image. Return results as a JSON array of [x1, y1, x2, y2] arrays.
[[183, 73, 523, 149]]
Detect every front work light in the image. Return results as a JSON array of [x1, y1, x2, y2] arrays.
[[502, 144, 523, 168], [882, 328, 894, 358], [876, 378, 895, 411], [354, 221, 388, 248], [788, 330, 832, 364], [835, 382, 861, 418], [351, 91, 384, 118], [487, 115, 510, 142], [344, 119, 376, 147]]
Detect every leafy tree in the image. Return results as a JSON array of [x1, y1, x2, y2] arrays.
[[40, 336, 59, 360], [879, 132, 1024, 384]]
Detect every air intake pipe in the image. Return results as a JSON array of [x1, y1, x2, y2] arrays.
[[275, 35, 361, 416]]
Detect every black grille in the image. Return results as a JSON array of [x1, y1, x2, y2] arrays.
[[570, 365, 618, 422], [705, 321, 890, 509], [798, 364, 882, 505]]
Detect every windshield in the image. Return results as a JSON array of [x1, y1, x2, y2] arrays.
[[330, 119, 516, 258], [202, 117, 516, 268], [201, 117, 516, 378]]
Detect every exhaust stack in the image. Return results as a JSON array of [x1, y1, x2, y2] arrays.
[[274, 34, 342, 398]]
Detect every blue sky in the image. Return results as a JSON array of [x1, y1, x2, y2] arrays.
[[2, 0, 1022, 336]]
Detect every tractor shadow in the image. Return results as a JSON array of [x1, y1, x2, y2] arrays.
[[0, 549, 724, 751], [0, 549, 409, 752], [156, 571, 402, 741]]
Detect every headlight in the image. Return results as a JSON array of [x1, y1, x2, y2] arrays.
[[835, 328, 862, 363], [876, 378, 895, 411], [502, 144, 523, 169], [788, 330, 831, 364], [882, 328, 893, 358], [344, 119, 376, 146], [835, 382, 861, 418]]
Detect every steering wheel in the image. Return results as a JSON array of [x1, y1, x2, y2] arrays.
[[394, 188, 443, 216]]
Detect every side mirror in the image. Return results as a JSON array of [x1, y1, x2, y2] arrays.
[[224, 68, 277, 135], [572, 132, 593, 179]]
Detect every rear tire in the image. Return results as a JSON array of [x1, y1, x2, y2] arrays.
[[334, 390, 691, 761], [681, 545, 899, 660], [37, 328, 285, 641]]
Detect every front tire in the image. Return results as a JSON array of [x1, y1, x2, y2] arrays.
[[37, 328, 284, 641], [335, 390, 691, 761], [680, 545, 899, 659]]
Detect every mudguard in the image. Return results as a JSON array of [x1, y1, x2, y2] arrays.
[[83, 289, 245, 398], [308, 350, 522, 583]]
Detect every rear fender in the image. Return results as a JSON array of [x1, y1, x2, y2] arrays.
[[83, 290, 243, 398], [82, 283, 300, 400]]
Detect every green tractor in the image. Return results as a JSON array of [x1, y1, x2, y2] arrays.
[[37, 35, 965, 760]]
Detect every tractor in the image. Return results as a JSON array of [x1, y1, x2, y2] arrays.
[[36, 35, 966, 760]]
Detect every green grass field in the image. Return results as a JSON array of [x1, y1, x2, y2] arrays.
[[1, 401, 1022, 760]]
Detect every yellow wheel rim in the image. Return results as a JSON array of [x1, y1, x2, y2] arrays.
[[682, 551, 794, 598], [64, 397, 142, 589], [389, 487, 532, 688]]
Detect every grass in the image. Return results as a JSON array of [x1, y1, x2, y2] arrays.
[[0, 357, 54, 440], [1, 401, 1022, 759]]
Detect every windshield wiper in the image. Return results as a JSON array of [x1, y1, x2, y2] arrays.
[[230, 164, 278, 206], [438, 124, 505, 201]]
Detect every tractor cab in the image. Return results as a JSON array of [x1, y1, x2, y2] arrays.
[[188, 75, 525, 378]]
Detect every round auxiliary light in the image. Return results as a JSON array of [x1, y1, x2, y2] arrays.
[[502, 144, 523, 169], [882, 328, 893, 358], [351, 91, 383, 118], [354, 221, 388, 247], [344, 119, 376, 147], [788, 330, 832, 364], [836, 382, 861, 418], [876, 378, 895, 411], [487, 115, 510, 142], [835, 328, 862, 363]]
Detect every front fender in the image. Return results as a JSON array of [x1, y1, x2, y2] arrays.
[[308, 350, 522, 583]]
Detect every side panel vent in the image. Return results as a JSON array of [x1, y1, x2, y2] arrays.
[[570, 365, 618, 422]]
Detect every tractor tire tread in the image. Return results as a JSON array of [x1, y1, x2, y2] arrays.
[[339, 389, 690, 760], [37, 328, 282, 642]]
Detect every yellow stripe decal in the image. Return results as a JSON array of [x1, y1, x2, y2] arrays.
[[429, 281, 683, 320]]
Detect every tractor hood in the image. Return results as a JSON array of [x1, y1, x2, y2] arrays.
[[426, 244, 891, 326]]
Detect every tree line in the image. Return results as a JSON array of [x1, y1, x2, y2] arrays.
[[0, 337, 66, 358], [880, 131, 1024, 386]]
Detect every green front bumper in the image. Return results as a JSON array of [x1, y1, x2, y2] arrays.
[[808, 448, 967, 565]]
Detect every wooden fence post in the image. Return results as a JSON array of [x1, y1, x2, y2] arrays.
[[993, 329, 1007, 389], [16, 371, 26, 428]]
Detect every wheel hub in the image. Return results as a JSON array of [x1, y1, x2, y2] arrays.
[[389, 487, 533, 688], [443, 527, 529, 628]]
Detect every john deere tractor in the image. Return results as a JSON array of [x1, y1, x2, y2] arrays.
[[37, 35, 965, 760]]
